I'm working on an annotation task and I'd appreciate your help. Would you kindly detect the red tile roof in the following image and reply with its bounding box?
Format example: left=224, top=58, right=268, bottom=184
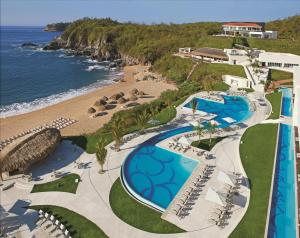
left=223, top=22, right=262, bottom=28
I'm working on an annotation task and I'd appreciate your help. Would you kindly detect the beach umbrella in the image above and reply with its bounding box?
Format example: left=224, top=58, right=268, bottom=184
left=217, top=171, right=236, bottom=186
left=210, top=120, right=220, bottom=126
left=178, top=136, right=193, bottom=146
left=205, top=187, right=226, bottom=206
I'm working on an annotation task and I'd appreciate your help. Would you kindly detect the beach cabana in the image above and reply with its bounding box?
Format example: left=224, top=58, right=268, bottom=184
left=205, top=187, right=226, bottom=206
left=189, top=121, right=204, bottom=127
left=222, top=117, right=236, bottom=123
left=217, top=171, right=236, bottom=186
left=198, top=111, right=208, bottom=117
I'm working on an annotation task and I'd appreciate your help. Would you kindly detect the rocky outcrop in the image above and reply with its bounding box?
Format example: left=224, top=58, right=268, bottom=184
left=21, top=42, right=38, bottom=48
left=0, top=128, right=61, bottom=180
left=43, top=34, right=143, bottom=65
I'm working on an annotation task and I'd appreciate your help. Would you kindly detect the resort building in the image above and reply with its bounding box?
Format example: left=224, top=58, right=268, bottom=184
left=177, top=47, right=229, bottom=62
left=222, top=22, right=277, bottom=39
left=258, top=52, right=300, bottom=72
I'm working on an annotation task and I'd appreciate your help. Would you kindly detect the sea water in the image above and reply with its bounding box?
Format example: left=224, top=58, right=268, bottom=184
left=0, top=26, right=121, bottom=117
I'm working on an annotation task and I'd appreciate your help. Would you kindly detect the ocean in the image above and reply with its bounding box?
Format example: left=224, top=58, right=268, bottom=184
left=0, top=26, right=122, bottom=117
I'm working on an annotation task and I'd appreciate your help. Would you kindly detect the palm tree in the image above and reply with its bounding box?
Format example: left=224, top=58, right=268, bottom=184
left=96, top=138, right=107, bottom=173
left=149, top=104, right=159, bottom=117
left=194, top=122, right=204, bottom=142
left=202, top=78, right=213, bottom=96
left=136, top=110, right=151, bottom=133
left=161, top=90, right=175, bottom=116
left=111, top=117, right=124, bottom=151
left=191, top=98, right=198, bottom=114
left=206, top=122, right=217, bottom=146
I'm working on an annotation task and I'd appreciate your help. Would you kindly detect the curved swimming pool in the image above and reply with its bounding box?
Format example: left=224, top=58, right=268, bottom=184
left=121, top=95, right=253, bottom=211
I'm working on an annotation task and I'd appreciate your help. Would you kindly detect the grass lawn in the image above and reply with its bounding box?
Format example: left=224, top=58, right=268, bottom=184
left=191, top=136, right=227, bottom=151
left=31, top=174, right=80, bottom=193
left=30, top=205, right=108, bottom=238
left=230, top=124, right=278, bottom=238
left=109, top=178, right=184, bottom=234
left=190, top=62, right=246, bottom=81
left=269, top=69, right=293, bottom=81
left=265, top=92, right=282, bottom=119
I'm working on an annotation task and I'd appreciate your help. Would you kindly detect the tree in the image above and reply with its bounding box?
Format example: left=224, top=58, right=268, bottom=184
left=96, top=138, right=107, bottom=173
left=136, top=110, right=151, bottom=133
left=232, top=37, right=249, bottom=48
left=206, top=122, right=218, bottom=146
left=202, top=78, right=213, bottom=95
left=161, top=90, right=176, bottom=116
left=194, top=121, right=204, bottom=142
left=111, top=116, right=124, bottom=151
left=149, top=104, right=159, bottom=117
left=191, top=98, right=198, bottom=114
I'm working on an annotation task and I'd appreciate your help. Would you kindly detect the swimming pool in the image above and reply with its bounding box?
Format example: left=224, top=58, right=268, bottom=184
left=267, top=88, right=296, bottom=238
left=121, top=95, right=253, bottom=211
left=279, top=88, right=293, bottom=117
left=184, top=95, right=253, bottom=127
left=122, top=126, right=198, bottom=210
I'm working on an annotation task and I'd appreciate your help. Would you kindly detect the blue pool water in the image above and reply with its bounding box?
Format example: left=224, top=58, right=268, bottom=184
left=268, top=87, right=296, bottom=238
left=279, top=88, right=293, bottom=117
left=184, top=96, right=253, bottom=127
left=268, top=124, right=296, bottom=238
left=122, top=95, right=253, bottom=211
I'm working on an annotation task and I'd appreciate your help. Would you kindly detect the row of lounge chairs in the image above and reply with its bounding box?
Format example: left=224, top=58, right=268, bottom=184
left=227, top=90, right=247, bottom=97
left=37, top=210, right=71, bottom=238
left=0, top=117, right=77, bottom=151
left=209, top=184, right=240, bottom=228
left=198, top=95, right=224, bottom=103
left=172, top=165, right=215, bottom=219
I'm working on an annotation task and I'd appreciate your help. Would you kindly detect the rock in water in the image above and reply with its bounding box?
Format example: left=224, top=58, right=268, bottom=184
left=43, top=41, right=60, bottom=51
left=21, top=42, right=38, bottom=48
left=0, top=128, right=61, bottom=180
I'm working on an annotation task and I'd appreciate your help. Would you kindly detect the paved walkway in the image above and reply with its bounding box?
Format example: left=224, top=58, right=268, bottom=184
left=1, top=91, right=270, bottom=238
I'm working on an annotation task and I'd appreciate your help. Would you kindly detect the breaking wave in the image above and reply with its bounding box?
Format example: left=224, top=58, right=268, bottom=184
left=0, top=76, right=119, bottom=118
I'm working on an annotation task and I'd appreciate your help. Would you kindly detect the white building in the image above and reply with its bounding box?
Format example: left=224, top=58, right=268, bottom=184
left=222, top=75, right=252, bottom=89
left=258, top=52, right=300, bottom=72
left=222, top=22, right=277, bottom=39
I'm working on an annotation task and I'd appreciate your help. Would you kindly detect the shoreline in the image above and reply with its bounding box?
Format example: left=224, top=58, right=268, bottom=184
left=0, top=65, right=176, bottom=140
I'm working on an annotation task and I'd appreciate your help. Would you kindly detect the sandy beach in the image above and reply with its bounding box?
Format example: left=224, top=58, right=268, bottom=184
left=0, top=65, right=176, bottom=140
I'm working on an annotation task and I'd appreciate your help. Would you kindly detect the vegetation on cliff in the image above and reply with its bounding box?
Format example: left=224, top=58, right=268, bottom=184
left=54, top=15, right=300, bottom=65
left=45, top=22, right=70, bottom=32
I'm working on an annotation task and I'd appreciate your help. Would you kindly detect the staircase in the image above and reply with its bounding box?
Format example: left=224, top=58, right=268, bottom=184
left=186, top=62, right=199, bottom=80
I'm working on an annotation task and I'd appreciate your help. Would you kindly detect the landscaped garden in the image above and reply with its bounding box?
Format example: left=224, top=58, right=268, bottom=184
left=31, top=173, right=80, bottom=193
left=230, top=124, right=278, bottom=238
left=30, top=205, right=108, bottom=238
left=269, top=69, right=293, bottom=81
left=191, top=136, right=227, bottom=151
left=109, top=178, right=184, bottom=234
left=266, top=92, right=282, bottom=119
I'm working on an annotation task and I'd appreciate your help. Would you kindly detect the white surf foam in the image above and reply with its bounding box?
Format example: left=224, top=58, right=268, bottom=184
left=85, top=65, right=106, bottom=72
left=0, top=71, right=121, bottom=118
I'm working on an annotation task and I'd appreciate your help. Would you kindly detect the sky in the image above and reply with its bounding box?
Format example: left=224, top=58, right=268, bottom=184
left=1, top=0, right=300, bottom=26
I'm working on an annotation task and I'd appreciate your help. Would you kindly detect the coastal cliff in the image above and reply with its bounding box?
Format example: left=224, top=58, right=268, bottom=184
left=43, top=18, right=221, bottom=65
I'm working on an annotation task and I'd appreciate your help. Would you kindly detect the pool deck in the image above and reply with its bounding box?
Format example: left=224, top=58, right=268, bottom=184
left=1, top=91, right=271, bottom=238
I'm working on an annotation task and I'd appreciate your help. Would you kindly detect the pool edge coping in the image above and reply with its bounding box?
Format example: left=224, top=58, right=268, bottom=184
left=264, top=91, right=282, bottom=238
